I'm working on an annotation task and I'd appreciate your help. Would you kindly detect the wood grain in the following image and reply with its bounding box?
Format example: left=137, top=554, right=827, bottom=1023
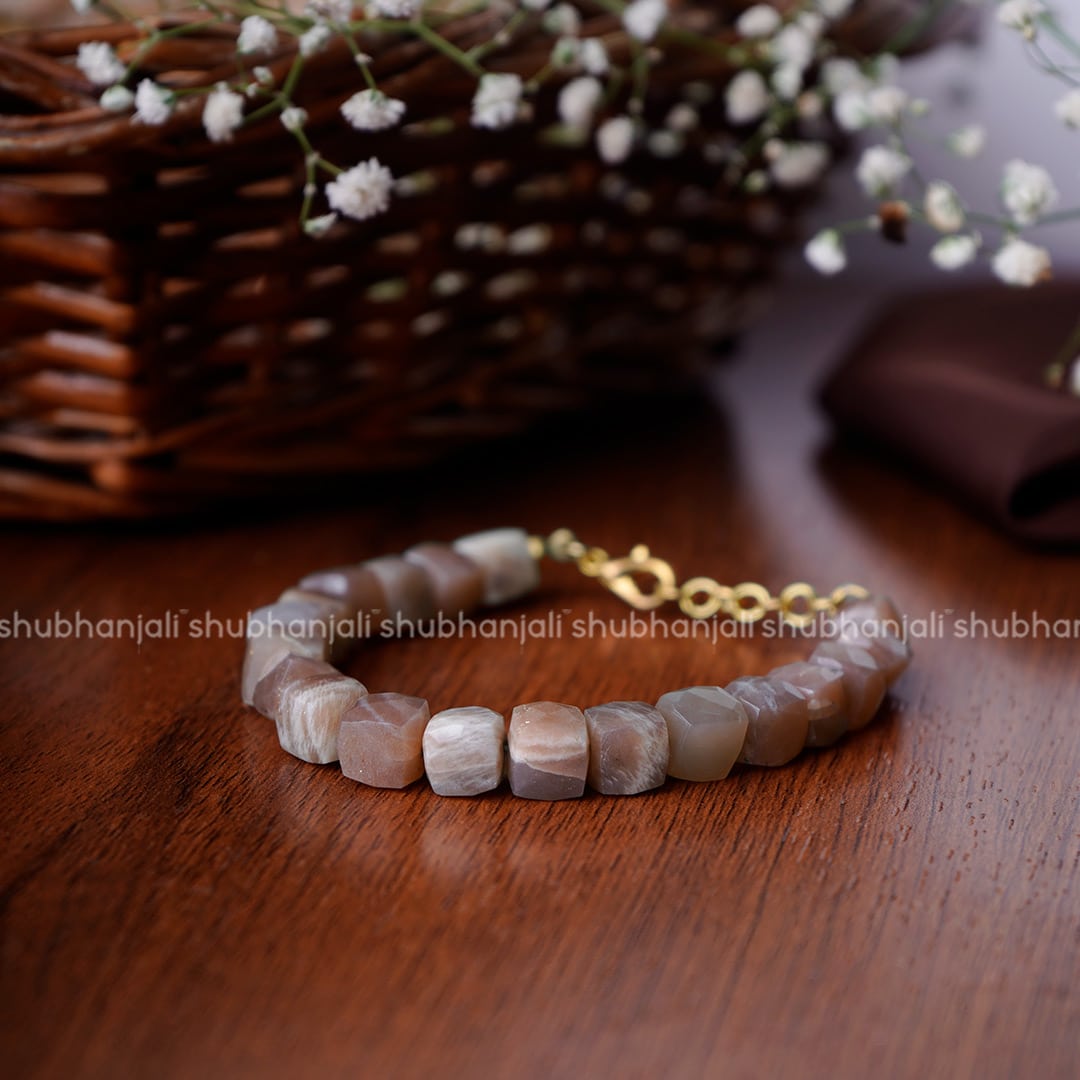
left=2, top=286, right=1078, bottom=1079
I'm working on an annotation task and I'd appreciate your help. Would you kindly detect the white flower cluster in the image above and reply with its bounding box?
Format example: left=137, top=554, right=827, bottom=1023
left=65, top=0, right=1076, bottom=314
left=800, top=0, right=1075, bottom=289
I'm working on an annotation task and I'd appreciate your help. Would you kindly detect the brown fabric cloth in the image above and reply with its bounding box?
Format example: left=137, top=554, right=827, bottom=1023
left=821, top=282, right=1080, bottom=544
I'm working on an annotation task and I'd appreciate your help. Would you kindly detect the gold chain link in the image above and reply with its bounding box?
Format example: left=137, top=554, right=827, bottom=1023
left=530, top=529, right=868, bottom=625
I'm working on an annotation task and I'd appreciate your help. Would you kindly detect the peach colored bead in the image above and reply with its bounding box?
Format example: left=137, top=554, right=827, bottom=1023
left=508, top=701, right=588, bottom=800
left=338, top=692, right=430, bottom=789
left=252, top=653, right=367, bottom=764
left=363, top=556, right=436, bottom=627
left=726, top=676, right=810, bottom=767
left=584, top=700, right=668, bottom=795
left=655, top=686, right=748, bottom=781
left=770, top=660, right=848, bottom=748
left=453, top=528, right=540, bottom=606
left=810, top=640, right=887, bottom=729
left=404, top=542, right=485, bottom=615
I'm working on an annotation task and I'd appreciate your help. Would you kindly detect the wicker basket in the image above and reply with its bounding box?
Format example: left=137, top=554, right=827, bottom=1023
left=0, top=3, right=960, bottom=518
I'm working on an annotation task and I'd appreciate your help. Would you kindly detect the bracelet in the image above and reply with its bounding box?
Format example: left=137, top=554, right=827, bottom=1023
left=241, top=528, right=912, bottom=799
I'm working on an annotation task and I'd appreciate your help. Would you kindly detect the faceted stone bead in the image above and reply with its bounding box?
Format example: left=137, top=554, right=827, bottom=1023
left=252, top=653, right=367, bottom=764
left=404, top=542, right=485, bottom=615
left=241, top=599, right=335, bottom=706
left=508, top=701, right=588, bottom=800
left=836, top=599, right=912, bottom=684
left=452, top=528, right=540, bottom=607
left=655, top=686, right=748, bottom=781
left=810, top=641, right=887, bottom=729
left=252, top=653, right=333, bottom=719
left=298, top=565, right=386, bottom=632
left=362, top=556, right=436, bottom=628
left=277, top=588, right=353, bottom=661
left=338, top=693, right=431, bottom=789
left=422, top=705, right=505, bottom=796
left=726, top=675, right=810, bottom=767
left=583, top=700, right=669, bottom=795
left=770, top=660, right=849, bottom=748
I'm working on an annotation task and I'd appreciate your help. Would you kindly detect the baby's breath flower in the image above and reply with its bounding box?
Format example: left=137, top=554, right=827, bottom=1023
left=1054, top=88, right=1080, bottom=130
left=203, top=83, right=245, bottom=142
left=804, top=229, right=846, bottom=275
left=325, top=158, right=394, bottom=220
left=817, top=0, right=855, bottom=19
left=99, top=85, right=134, bottom=112
left=771, top=23, right=816, bottom=71
left=648, top=130, right=682, bottom=158
left=771, top=63, right=803, bottom=102
left=1001, top=159, right=1059, bottom=225
left=544, top=3, right=581, bottom=37
left=744, top=169, right=768, bottom=192
left=948, top=124, right=986, bottom=159
left=992, top=236, right=1052, bottom=286
left=866, top=85, right=908, bottom=125
left=725, top=69, right=769, bottom=125
left=735, top=4, right=781, bottom=39
left=930, top=234, right=979, bottom=271
left=832, top=88, right=870, bottom=131
left=133, top=79, right=174, bottom=125
left=596, top=114, right=635, bottom=163
left=237, top=16, right=277, bottom=56
left=253, top=66, right=274, bottom=86
left=766, top=140, right=830, bottom=188
left=471, top=72, right=523, bottom=130
left=558, top=76, right=603, bottom=130
left=71, top=0, right=94, bottom=11
left=855, top=144, right=911, bottom=197
left=797, top=91, right=823, bottom=120
left=300, top=23, right=333, bottom=57
left=1068, top=360, right=1080, bottom=397
left=369, top=0, right=419, bottom=17
left=304, top=212, right=339, bottom=237
left=281, top=106, right=309, bottom=133
left=622, top=0, right=667, bottom=43
left=666, top=103, right=698, bottom=132
left=341, top=88, right=406, bottom=131
left=76, top=42, right=126, bottom=88
left=306, top=0, right=352, bottom=20
left=924, top=181, right=965, bottom=233
left=821, top=57, right=865, bottom=95
left=580, top=38, right=609, bottom=76
left=798, top=11, right=826, bottom=40
left=997, top=0, right=1046, bottom=35
left=551, top=37, right=581, bottom=68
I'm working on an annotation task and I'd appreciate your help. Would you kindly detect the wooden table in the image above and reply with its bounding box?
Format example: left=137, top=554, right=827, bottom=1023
left=2, top=284, right=1077, bottom=1079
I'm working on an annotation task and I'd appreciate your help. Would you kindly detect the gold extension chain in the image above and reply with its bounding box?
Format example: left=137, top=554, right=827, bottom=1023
left=529, top=529, right=869, bottom=628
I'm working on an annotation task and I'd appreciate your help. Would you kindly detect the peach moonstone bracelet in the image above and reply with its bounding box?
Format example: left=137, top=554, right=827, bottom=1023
left=241, top=528, right=912, bottom=799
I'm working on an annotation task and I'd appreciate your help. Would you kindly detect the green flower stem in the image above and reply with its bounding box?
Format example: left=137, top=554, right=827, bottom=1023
left=1031, top=207, right=1080, bottom=225
left=341, top=31, right=379, bottom=91
left=469, top=9, right=528, bottom=64
left=629, top=44, right=650, bottom=112
left=411, top=19, right=485, bottom=78
left=281, top=51, right=305, bottom=99
left=1040, top=13, right=1080, bottom=63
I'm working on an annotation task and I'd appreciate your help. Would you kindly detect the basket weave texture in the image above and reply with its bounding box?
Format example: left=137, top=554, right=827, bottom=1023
left=0, top=4, right=899, bottom=518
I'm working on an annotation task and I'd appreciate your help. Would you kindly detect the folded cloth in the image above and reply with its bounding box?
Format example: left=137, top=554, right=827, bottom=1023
left=821, top=282, right=1080, bottom=545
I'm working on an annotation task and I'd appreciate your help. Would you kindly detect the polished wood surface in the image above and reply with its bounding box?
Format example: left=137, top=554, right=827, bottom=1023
left=2, top=285, right=1078, bottom=1079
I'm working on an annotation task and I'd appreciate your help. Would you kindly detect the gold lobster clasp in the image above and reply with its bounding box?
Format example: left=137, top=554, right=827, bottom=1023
left=598, top=545, right=678, bottom=611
